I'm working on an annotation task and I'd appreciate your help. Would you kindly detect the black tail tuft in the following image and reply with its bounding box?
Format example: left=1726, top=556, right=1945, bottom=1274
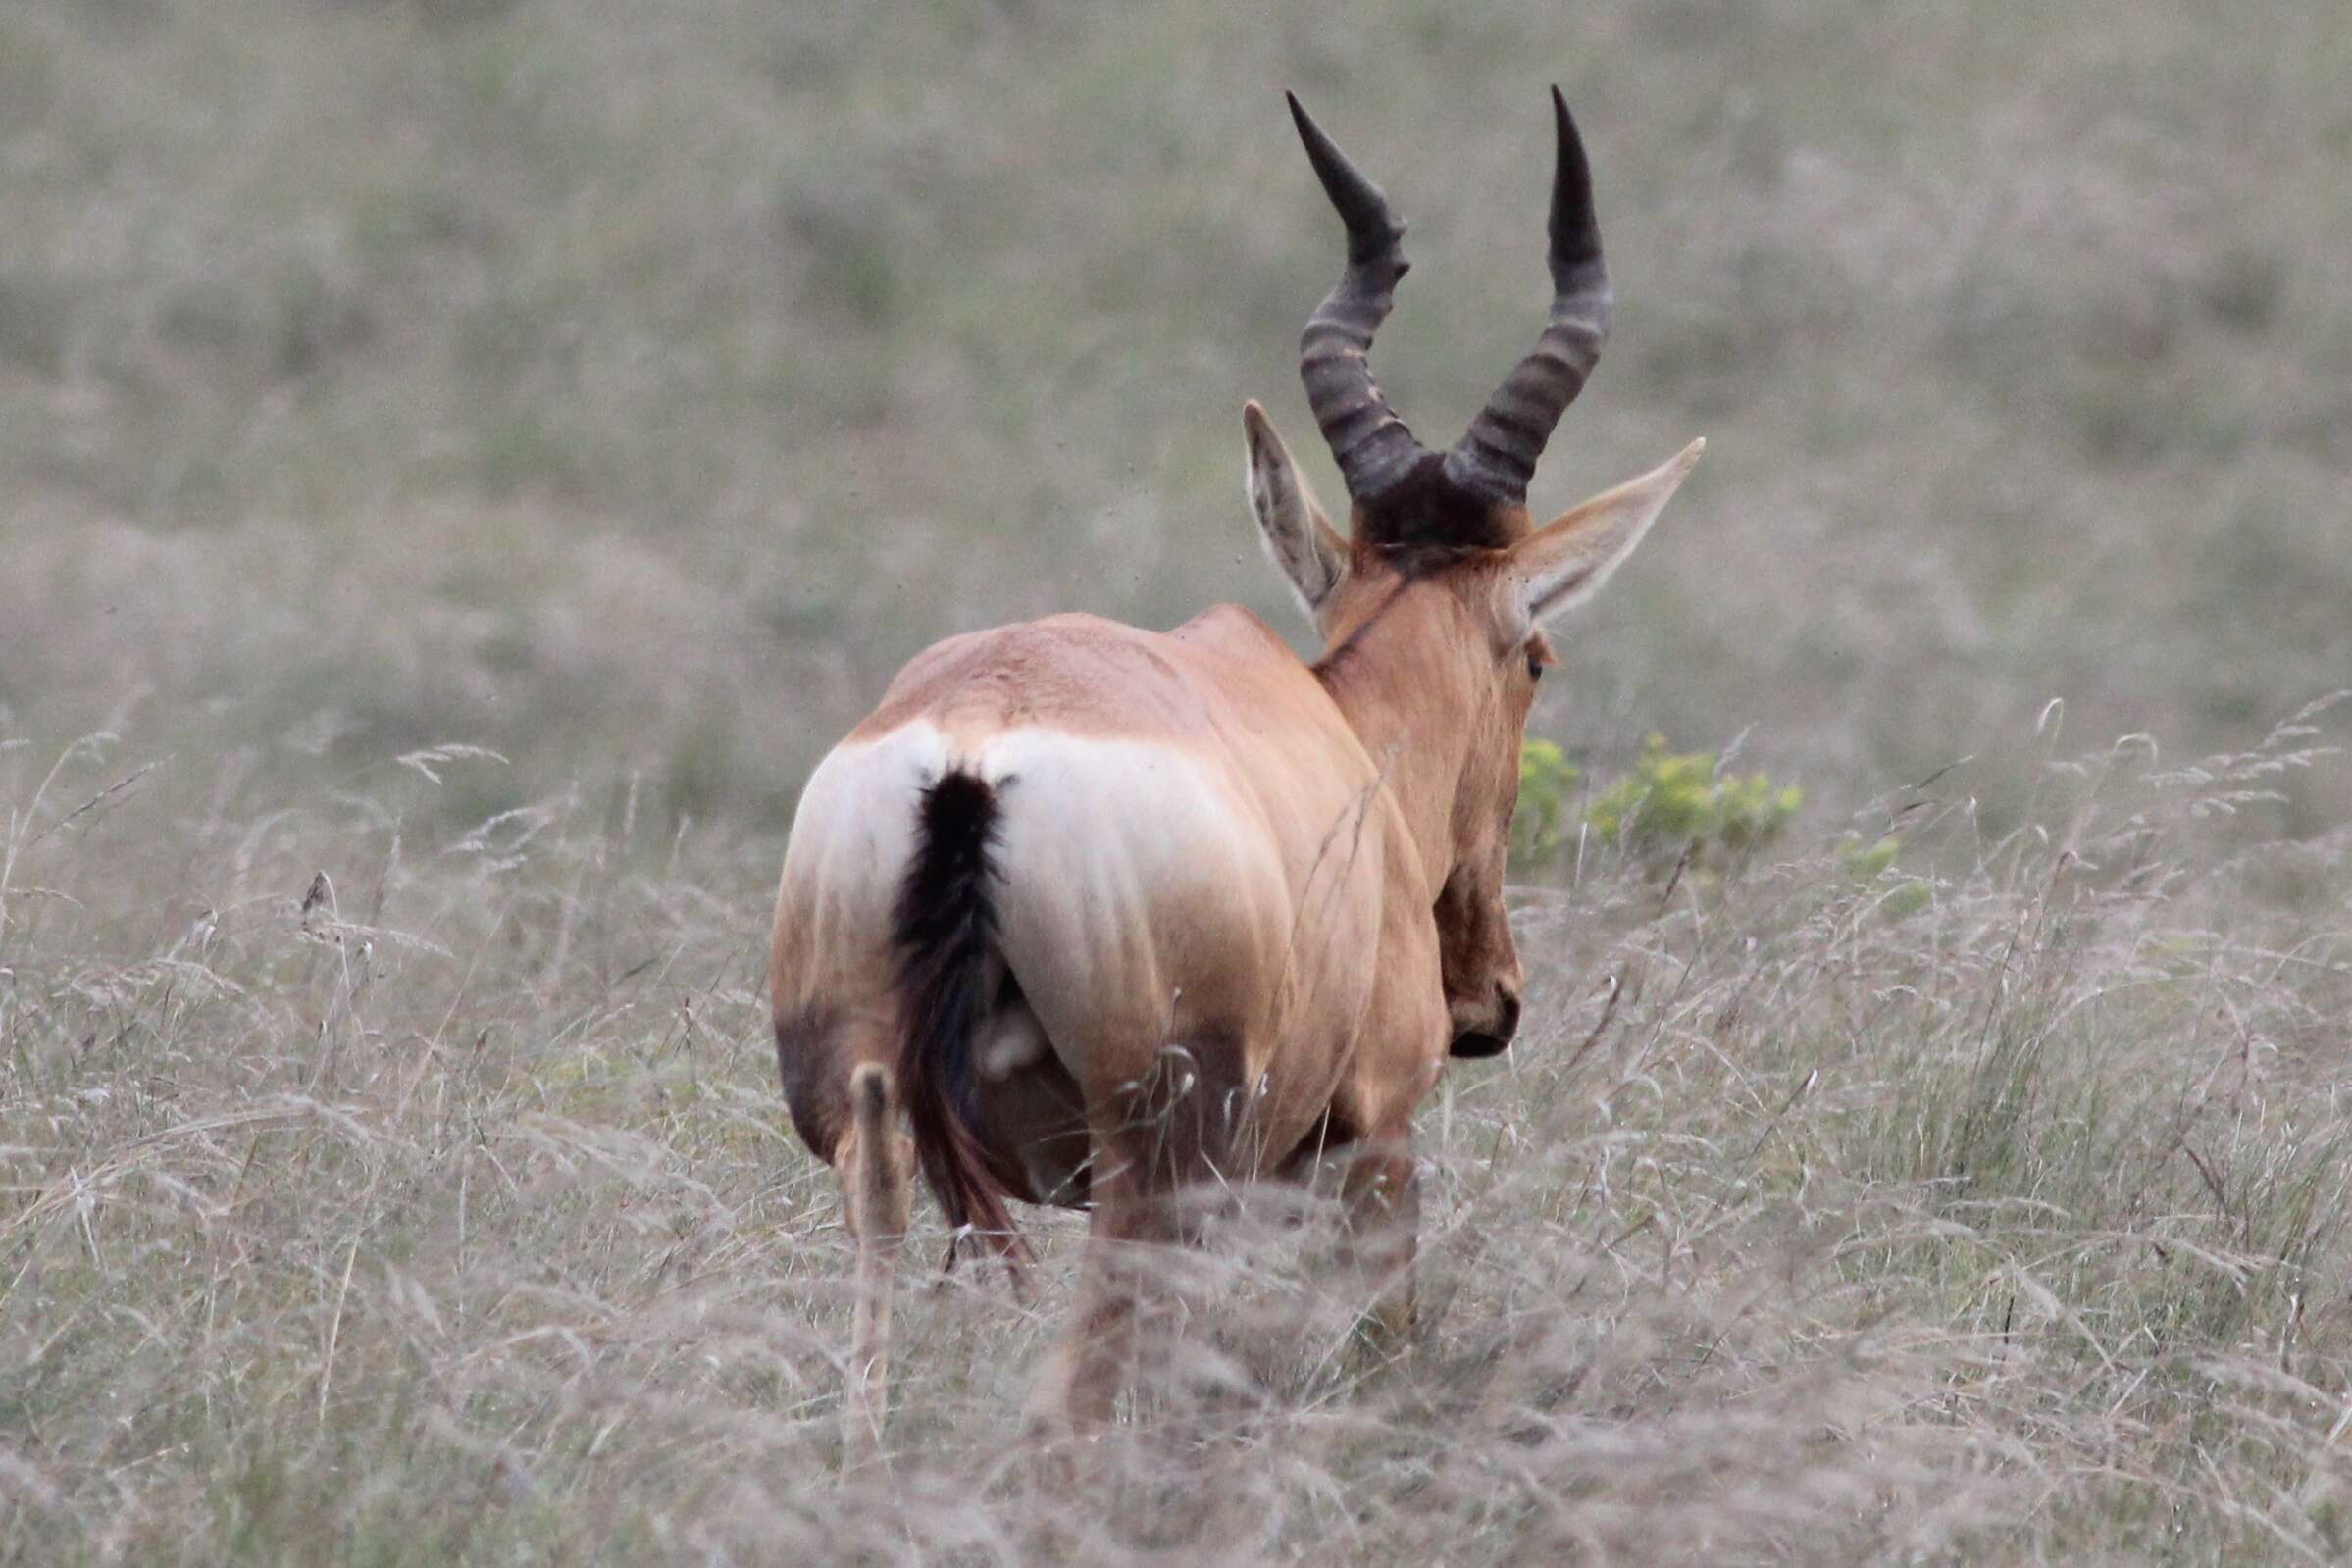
left=891, top=770, right=1028, bottom=1271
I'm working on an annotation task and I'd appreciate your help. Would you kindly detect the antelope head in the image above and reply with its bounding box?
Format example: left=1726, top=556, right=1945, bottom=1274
left=1247, top=88, right=1704, bottom=1057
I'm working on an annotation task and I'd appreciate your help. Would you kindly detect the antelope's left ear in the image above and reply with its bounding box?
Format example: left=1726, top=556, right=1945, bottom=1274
left=1502, top=438, right=1704, bottom=633
left=1244, top=400, right=1350, bottom=623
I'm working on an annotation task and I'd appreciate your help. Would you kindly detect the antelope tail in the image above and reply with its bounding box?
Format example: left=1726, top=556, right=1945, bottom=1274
left=891, top=770, right=1029, bottom=1271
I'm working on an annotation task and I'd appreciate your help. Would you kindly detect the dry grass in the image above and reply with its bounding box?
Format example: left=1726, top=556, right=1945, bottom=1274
left=4, top=702, right=2347, bottom=1563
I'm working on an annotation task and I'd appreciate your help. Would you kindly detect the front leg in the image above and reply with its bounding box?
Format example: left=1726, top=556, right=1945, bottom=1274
left=1339, top=1127, right=1420, bottom=1362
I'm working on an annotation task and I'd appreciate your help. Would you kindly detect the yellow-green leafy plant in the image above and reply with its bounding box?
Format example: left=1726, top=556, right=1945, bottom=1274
left=1840, top=833, right=1933, bottom=917
left=1839, top=835, right=1901, bottom=880
left=1511, top=739, right=1582, bottom=865
left=1580, top=734, right=1801, bottom=864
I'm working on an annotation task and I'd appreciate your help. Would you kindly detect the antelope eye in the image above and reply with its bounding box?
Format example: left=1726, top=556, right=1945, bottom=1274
left=1525, top=648, right=1546, bottom=683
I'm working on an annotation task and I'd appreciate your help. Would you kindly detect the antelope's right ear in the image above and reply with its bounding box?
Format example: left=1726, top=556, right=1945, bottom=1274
left=1244, top=400, right=1349, bottom=623
left=1502, top=438, right=1704, bottom=635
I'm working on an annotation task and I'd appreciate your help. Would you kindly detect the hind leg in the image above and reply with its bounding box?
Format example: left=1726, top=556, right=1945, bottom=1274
left=1026, top=1156, right=1170, bottom=1439
left=1025, top=1032, right=1261, bottom=1438
left=836, top=1063, right=913, bottom=1469
left=776, top=1004, right=914, bottom=1466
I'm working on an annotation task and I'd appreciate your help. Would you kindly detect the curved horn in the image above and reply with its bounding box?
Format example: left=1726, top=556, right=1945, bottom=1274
left=1288, top=92, right=1428, bottom=501
left=1446, top=87, right=1612, bottom=505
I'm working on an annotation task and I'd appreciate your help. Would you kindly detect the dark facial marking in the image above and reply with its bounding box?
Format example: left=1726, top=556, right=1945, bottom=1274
left=1357, top=452, right=1517, bottom=567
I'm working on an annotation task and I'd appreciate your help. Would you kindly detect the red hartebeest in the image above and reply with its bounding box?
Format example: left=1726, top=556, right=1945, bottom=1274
left=771, top=88, right=1702, bottom=1461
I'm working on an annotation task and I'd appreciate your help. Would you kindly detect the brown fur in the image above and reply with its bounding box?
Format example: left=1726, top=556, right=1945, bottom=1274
left=769, top=429, right=1699, bottom=1449
left=770, top=186, right=1708, bottom=1450
left=772, top=562, right=1522, bottom=1440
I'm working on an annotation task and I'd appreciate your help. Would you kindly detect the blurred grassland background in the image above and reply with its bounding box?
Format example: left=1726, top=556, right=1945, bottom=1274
left=5, top=1, right=2352, bottom=1563
left=2, top=0, right=2346, bottom=831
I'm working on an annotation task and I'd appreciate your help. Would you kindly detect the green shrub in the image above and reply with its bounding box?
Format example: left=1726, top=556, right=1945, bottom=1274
left=1588, top=734, right=1801, bottom=859
left=1510, top=739, right=1582, bottom=866
left=1840, top=835, right=1901, bottom=880
left=1512, top=734, right=1801, bottom=871
left=1840, top=833, right=1933, bottom=918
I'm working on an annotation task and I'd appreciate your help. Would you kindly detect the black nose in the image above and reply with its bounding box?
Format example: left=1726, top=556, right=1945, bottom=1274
left=1450, top=987, right=1523, bottom=1060
left=1494, top=988, right=1522, bottom=1041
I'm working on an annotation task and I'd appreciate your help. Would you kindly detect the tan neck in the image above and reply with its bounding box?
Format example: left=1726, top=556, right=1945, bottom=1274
left=1314, top=598, right=1478, bottom=889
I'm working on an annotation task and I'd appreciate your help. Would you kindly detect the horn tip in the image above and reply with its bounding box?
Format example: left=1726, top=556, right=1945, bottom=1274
left=1551, top=85, right=1582, bottom=143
